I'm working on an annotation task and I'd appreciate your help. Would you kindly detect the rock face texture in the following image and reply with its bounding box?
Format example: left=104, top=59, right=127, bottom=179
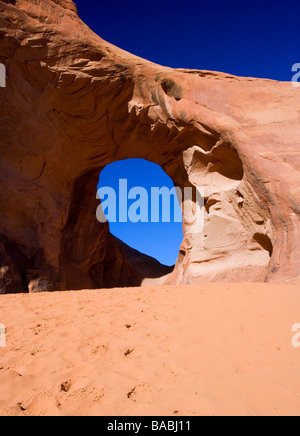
left=0, top=0, right=299, bottom=292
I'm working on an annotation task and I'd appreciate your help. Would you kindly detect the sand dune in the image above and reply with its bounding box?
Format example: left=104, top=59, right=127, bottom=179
left=0, top=283, right=299, bottom=416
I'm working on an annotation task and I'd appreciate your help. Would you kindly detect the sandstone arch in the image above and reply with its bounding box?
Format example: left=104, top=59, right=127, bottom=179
left=0, top=0, right=299, bottom=293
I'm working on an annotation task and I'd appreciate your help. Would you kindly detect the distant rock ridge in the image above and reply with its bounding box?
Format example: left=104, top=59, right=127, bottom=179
left=114, top=237, right=174, bottom=283
left=0, top=0, right=299, bottom=292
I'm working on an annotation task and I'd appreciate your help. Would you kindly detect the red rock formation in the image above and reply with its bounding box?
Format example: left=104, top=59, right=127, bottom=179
left=0, top=0, right=299, bottom=292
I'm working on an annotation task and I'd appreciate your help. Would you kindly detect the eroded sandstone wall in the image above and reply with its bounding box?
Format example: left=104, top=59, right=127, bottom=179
left=0, top=0, right=299, bottom=292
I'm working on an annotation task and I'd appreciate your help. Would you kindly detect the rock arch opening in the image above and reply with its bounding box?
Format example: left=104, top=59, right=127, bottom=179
left=2, top=0, right=295, bottom=294
left=59, top=159, right=185, bottom=291
left=97, top=159, right=184, bottom=272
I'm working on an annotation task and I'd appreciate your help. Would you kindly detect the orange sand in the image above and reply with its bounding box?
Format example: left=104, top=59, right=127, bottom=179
left=0, top=283, right=299, bottom=416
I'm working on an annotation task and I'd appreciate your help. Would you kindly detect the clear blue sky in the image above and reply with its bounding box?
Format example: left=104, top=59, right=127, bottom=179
left=98, top=160, right=183, bottom=266
left=75, top=0, right=300, bottom=81
left=78, top=0, right=299, bottom=265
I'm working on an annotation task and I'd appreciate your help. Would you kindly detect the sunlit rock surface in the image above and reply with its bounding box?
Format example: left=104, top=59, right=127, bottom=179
left=0, top=0, right=299, bottom=292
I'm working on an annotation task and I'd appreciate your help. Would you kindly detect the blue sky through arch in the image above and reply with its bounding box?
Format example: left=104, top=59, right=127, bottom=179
left=98, top=159, right=184, bottom=266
